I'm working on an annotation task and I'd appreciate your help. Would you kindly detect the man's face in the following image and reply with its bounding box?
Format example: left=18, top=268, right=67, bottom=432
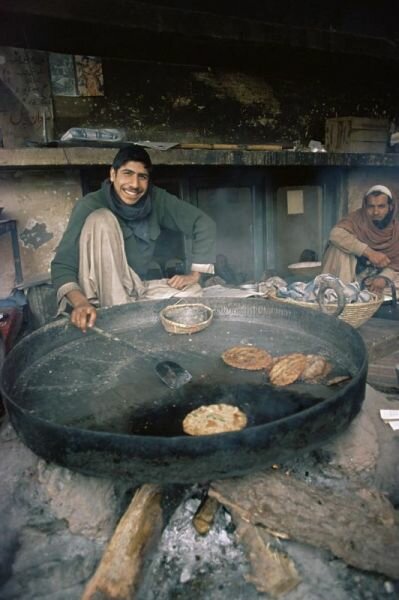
left=365, top=193, right=392, bottom=224
left=110, top=160, right=150, bottom=205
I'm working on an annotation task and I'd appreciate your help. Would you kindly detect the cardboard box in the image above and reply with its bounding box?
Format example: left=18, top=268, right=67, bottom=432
left=325, top=117, right=389, bottom=153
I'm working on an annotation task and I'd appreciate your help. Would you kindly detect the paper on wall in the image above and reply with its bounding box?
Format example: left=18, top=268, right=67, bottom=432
left=287, top=190, right=304, bottom=215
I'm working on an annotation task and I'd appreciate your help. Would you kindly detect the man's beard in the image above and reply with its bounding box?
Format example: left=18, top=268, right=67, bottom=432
left=373, top=209, right=394, bottom=229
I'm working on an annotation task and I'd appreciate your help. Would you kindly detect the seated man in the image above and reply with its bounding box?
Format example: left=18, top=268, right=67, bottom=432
left=51, top=145, right=216, bottom=331
left=322, top=185, right=399, bottom=294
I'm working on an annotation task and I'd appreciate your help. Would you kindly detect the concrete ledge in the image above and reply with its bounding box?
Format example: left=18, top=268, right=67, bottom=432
left=2, top=147, right=399, bottom=168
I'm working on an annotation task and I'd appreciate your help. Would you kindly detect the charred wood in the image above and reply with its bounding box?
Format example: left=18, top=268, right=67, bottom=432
left=210, top=471, right=399, bottom=579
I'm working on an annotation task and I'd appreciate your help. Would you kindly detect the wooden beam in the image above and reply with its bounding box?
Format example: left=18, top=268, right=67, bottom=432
left=0, top=1, right=396, bottom=61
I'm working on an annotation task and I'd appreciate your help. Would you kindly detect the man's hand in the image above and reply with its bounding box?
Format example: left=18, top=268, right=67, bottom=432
left=70, top=303, right=97, bottom=332
left=167, top=271, right=201, bottom=290
left=363, top=248, right=391, bottom=268
left=364, top=276, right=387, bottom=295
left=66, top=289, right=97, bottom=332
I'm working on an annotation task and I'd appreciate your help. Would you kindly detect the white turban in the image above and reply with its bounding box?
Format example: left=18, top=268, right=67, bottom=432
left=365, top=185, right=393, bottom=199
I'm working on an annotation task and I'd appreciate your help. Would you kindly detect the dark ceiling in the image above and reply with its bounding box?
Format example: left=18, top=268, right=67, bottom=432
left=0, top=0, right=397, bottom=71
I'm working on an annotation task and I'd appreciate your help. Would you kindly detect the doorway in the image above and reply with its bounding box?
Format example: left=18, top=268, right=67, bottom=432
left=269, top=167, right=343, bottom=277
left=275, top=185, right=323, bottom=272
left=189, top=173, right=265, bottom=282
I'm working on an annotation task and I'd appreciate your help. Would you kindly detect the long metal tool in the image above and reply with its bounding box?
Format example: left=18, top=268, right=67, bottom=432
left=61, top=313, right=192, bottom=390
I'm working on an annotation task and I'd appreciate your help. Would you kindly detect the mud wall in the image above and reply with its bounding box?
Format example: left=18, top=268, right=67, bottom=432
left=0, top=170, right=81, bottom=297
left=2, top=46, right=396, bottom=149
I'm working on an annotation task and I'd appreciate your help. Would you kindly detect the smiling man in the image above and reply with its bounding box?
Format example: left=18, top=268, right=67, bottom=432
left=51, top=145, right=216, bottom=331
left=322, top=185, right=399, bottom=294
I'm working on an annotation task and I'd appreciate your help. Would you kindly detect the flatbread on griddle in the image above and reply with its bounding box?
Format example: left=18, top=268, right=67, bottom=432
left=221, top=346, right=273, bottom=371
left=301, top=354, right=332, bottom=382
left=271, top=354, right=288, bottom=366
left=182, top=403, right=248, bottom=436
left=269, top=353, right=307, bottom=386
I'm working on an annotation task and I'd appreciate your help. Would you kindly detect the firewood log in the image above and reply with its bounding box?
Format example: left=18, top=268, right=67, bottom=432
left=81, top=484, right=162, bottom=600
left=210, top=471, right=399, bottom=579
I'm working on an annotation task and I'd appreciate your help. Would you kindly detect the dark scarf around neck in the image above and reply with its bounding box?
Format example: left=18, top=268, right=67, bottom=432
left=102, top=179, right=152, bottom=246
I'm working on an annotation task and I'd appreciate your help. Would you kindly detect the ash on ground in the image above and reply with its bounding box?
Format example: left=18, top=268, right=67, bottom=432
left=137, top=490, right=395, bottom=600
left=137, top=492, right=251, bottom=600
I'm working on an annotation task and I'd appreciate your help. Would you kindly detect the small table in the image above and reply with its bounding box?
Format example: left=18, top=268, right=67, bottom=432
left=0, top=219, right=23, bottom=285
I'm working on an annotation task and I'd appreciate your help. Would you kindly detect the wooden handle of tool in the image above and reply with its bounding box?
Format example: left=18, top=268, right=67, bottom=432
left=81, top=484, right=163, bottom=600
left=179, top=143, right=283, bottom=151
left=245, top=144, right=283, bottom=151
left=179, top=143, right=239, bottom=150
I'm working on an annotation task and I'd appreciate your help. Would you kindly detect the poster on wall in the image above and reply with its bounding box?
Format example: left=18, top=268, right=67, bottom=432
left=0, top=46, right=53, bottom=148
left=49, top=52, right=77, bottom=96
left=49, top=53, right=104, bottom=97
left=75, top=55, right=104, bottom=97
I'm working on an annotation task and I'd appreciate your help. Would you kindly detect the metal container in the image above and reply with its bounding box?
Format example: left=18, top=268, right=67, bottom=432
left=0, top=298, right=367, bottom=484
left=287, top=261, right=322, bottom=279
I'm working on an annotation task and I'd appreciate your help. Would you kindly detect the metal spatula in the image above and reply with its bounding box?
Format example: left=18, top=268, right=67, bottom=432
left=60, top=313, right=192, bottom=389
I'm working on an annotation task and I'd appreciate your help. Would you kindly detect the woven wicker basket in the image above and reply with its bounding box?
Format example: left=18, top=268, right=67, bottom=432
left=268, top=291, right=383, bottom=328
left=160, top=303, right=214, bottom=334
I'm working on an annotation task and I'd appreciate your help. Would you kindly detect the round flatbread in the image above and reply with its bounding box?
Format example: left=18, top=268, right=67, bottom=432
left=269, top=353, right=307, bottom=386
left=221, top=346, right=273, bottom=371
left=182, top=403, right=248, bottom=436
left=301, top=354, right=332, bottom=382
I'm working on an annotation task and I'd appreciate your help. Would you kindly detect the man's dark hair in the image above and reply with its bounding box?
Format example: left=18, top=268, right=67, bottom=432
left=112, top=145, right=153, bottom=172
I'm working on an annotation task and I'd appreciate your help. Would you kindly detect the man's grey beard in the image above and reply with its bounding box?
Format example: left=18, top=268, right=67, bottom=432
left=373, top=208, right=394, bottom=229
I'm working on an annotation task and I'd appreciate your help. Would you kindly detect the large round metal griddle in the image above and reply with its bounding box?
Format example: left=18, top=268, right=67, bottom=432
left=0, top=298, right=368, bottom=484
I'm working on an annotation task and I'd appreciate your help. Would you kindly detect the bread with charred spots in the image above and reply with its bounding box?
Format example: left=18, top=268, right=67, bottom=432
left=183, top=403, right=248, bottom=436
left=222, top=345, right=273, bottom=371
left=269, top=353, right=308, bottom=386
